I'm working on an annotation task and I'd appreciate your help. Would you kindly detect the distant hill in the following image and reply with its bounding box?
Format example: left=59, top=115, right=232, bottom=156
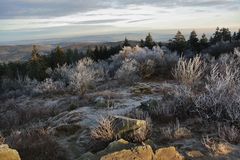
left=0, top=41, right=139, bottom=63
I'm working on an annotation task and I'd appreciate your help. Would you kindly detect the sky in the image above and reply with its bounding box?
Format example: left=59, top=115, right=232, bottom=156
left=0, top=0, right=240, bottom=43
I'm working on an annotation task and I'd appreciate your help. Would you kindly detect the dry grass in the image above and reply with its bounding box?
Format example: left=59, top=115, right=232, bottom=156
left=7, top=128, right=67, bottom=160
left=125, top=109, right=152, bottom=143
left=202, top=135, right=233, bottom=155
left=0, top=134, right=5, bottom=145
left=202, top=135, right=218, bottom=153
left=218, top=124, right=240, bottom=144
left=160, top=119, right=191, bottom=140
left=172, top=55, right=205, bottom=86
left=90, top=116, right=115, bottom=142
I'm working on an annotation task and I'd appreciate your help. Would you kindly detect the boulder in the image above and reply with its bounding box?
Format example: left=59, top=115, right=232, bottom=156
left=130, top=83, right=152, bottom=94
left=112, top=116, right=147, bottom=139
left=94, top=97, right=114, bottom=108
left=54, top=124, right=81, bottom=136
left=0, top=144, right=21, bottom=160
left=100, top=145, right=154, bottom=160
left=155, top=146, right=184, bottom=160
left=139, top=99, right=159, bottom=112
left=186, top=150, right=204, bottom=158
left=78, top=152, right=97, bottom=160
left=96, top=139, right=135, bottom=158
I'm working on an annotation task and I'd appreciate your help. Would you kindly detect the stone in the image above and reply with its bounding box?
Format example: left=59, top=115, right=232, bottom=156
left=54, top=124, right=81, bottom=136
left=96, top=139, right=135, bottom=158
left=95, top=97, right=114, bottom=108
left=0, top=144, right=21, bottom=160
left=155, top=146, right=184, bottom=160
left=78, top=152, right=97, bottom=160
left=139, top=99, right=159, bottom=112
left=130, top=83, right=152, bottom=94
left=112, top=116, right=147, bottom=138
left=100, top=145, right=154, bottom=160
left=187, top=150, right=204, bottom=158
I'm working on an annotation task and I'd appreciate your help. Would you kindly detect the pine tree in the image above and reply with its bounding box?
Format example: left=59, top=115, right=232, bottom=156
left=220, top=28, right=231, bottom=42
left=145, top=33, right=154, bottom=49
left=173, top=31, right=187, bottom=55
left=188, top=30, right=199, bottom=53
left=122, top=37, right=131, bottom=47
left=236, top=29, right=240, bottom=40
left=139, top=39, right=145, bottom=47
left=31, top=45, right=40, bottom=61
left=50, top=46, right=66, bottom=68
left=232, top=32, right=237, bottom=41
left=199, top=34, right=209, bottom=50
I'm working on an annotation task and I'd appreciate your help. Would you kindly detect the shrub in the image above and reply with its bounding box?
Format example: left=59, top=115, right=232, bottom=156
left=160, top=119, right=191, bottom=140
left=69, top=58, right=97, bottom=95
left=90, top=116, right=115, bottom=143
left=7, top=128, right=67, bottom=160
left=194, top=62, right=240, bottom=122
left=0, top=134, right=5, bottom=145
left=218, top=124, right=240, bottom=144
left=34, top=78, right=65, bottom=94
left=111, top=45, right=178, bottom=80
left=141, top=84, right=194, bottom=119
left=115, top=58, right=140, bottom=84
left=172, top=55, right=205, bottom=86
left=46, top=64, right=72, bottom=85
left=125, top=109, right=152, bottom=143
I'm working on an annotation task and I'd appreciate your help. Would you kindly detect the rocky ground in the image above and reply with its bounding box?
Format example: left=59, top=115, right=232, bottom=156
left=1, top=80, right=240, bottom=160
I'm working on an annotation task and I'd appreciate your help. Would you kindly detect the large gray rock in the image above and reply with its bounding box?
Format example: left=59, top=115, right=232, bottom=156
left=112, top=116, right=147, bottom=139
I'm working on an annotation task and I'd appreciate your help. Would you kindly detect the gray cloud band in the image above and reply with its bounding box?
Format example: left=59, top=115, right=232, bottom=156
left=0, top=0, right=238, bottom=19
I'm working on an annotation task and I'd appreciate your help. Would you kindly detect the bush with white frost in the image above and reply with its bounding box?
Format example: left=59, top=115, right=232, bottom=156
left=112, top=45, right=178, bottom=81
left=35, top=78, right=65, bottom=94
left=115, top=58, right=140, bottom=83
left=46, top=64, right=72, bottom=85
left=194, top=49, right=240, bottom=122
left=69, top=58, right=97, bottom=95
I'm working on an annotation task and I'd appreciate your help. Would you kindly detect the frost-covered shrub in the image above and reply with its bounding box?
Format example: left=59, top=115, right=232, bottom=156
left=69, top=58, right=97, bottom=95
left=194, top=53, right=240, bottom=122
left=46, top=64, right=72, bottom=85
left=92, top=60, right=110, bottom=81
left=140, top=84, right=194, bottom=119
left=112, top=45, right=178, bottom=81
left=0, top=77, right=39, bottom=97
left=35, top=78, right=65, bottom=94
left=115, top=58, right=140, bottom=84
left=173, top=55, right=206, bottom=86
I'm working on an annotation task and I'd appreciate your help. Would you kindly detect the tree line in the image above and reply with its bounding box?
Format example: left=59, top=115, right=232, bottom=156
left=0, top=27, right=240, bottom=82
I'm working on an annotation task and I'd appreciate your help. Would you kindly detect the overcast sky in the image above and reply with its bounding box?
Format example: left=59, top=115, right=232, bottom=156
left=0, top=0, right=239, bottom=43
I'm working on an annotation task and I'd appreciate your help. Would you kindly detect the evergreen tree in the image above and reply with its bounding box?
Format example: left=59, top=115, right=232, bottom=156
left=173, top=31, right=187, bottom=55
left=27, top=46, right=48, bottom=80
left=122, top=37, right=131, bottom=47
left=237, top=29, right=240, bottom=40
left=211, top=27, right=222, bottom=44
left=139, top=39, right=145, bottom=47
left=31, top=45, right=40, bottom=61
left=220, top=28, right=231, bottom=42
left=199, top=34, right=209, bottom=50
left=232, top=32, right=237, bottom=41
left=188, top=30, right=199, bottom=53
left=145, top=33, right=154, bottom=49
left=50, top=46, right=66, bottom=67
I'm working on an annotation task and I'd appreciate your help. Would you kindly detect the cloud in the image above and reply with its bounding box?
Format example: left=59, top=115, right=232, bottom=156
left=0, top=0, right=239, bottom=19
